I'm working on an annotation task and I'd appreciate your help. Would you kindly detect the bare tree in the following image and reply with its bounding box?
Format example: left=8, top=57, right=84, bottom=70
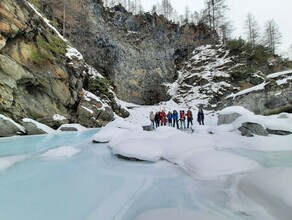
left=160, top=0, right=173, bottom=20
left=203, top=0, right=229, bottom=45
left=184, top=6, right=190, bottom=23
left=151, top=4, right=157, bottom=14
left=244, top=13, right=260, bottom=46
left=263, top=19, right=282, bottom=54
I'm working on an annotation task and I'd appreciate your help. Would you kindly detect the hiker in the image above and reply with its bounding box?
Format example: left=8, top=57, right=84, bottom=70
left=186, top=109, right=193, bottom=128
left=179, top=110, right=186, bottom=129
left=160, top=110, right=167, bottom=126
left=172, top=110, right=179, bottom=129
left=149, top=111, right=155, bottom=129
left=197, top=108, right=205, bottom=125
left=167, top=111, right=173, bottom=126
left=154, top=111, right=160, bottom=128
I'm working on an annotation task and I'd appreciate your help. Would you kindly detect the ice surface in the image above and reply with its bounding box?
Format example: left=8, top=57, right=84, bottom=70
left=0, top=102, right=292, bottom=220
left=135, top=208, right=229, bottom=220
left=239, top=168, right=292, bottom=220
left=184, top=149, right=261, bottom=178
left=41, top=146, right=81, bottom=159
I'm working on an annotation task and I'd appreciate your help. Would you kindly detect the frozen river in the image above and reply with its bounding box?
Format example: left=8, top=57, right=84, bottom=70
left=0, top=129, right=290, bottom=220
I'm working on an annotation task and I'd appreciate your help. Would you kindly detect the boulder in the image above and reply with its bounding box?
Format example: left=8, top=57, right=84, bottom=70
left=238, top=122, right=268, bottom=137
left=0, top=116, right=25, bottom=137
left=57, top=124, right=87, bottom=132
left=22, top=119, right=55, bottom=135
left=77, top=91, right=114, bottom=127
left=218, top=112, right=242, bottom=125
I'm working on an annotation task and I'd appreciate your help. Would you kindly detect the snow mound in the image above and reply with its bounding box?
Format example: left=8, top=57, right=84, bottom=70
left=184, top=149, right=261, bottom=178
left=105, top=118, right=143, bottom=131
left=239, top=168, right=292, bottom=220
left=135, top=208, right=228, bottom=220
left=93, top=127, right=131, bottom=143
left=93, top=119, right=143, bottom=143
left=41, top=146, right=81, bottom=159
left=160, top=134, right=216, bottom=164
left=111, top=138, right=163, bottom=162
left=0, top=155, right=27, bottom=171
left=219, top=106, right=254, bottom=116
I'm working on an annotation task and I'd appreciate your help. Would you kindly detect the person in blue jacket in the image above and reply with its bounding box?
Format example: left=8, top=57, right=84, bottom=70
left=167, top=111, right=173, bottom=126
left=197, top=108, right=205, bottom=125
left=172, top=110, right=179, bottom=129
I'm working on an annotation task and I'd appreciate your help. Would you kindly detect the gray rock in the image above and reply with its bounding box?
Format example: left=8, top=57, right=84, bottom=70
left=77, top=93, right=115, bottom=127
left=238, top=122, right=268, bottom=137
left=142, top=124, right=153, bottom=131
left=217, top=113, right=242, bottom=125
left=266, top=128, right=292, bottom=136
left=0, top=118, right=25, bottom=137
left=58, top=127, right=78, bottom=132
left=22, top=122, right=47, bottom=135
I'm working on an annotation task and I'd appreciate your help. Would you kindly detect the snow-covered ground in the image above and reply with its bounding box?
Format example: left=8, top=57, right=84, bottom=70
left=0, top=102, right=291, bottom=220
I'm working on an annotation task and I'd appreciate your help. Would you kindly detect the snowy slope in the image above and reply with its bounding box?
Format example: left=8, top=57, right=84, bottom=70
left=167, top=45, right=267, bottom=110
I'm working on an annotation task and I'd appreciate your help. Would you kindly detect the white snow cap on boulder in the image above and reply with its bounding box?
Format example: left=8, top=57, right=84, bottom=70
left=219, top=106, right=255, bottom=115
left=22, top=118, right=55, bottom=135
left=92, top=119, right=143, bottom=143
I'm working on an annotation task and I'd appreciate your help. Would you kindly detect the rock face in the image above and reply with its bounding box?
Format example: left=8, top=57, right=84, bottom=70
left=0, top=0, right=117, bottom=130
left=228, top=71, right=292, bottom=115
left=39, top=1, right=214, bottom=105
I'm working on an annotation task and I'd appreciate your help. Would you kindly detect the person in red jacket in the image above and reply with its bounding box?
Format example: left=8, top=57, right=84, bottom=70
left=160, top=110, right=167, bottom=126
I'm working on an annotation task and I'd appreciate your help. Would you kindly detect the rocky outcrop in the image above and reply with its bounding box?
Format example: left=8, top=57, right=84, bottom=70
left=39, top=1, right=214, bottom=105
left=169, top=44, right=292, bottom=112
left=1, top=0, right=82, bottom=125
left=227, top=71, right=292, bottom=115
left=0, top=0, right=119, bottom=131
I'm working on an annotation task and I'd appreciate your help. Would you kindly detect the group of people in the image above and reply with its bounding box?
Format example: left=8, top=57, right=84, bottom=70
left=149, top=108, right=204, bottom=130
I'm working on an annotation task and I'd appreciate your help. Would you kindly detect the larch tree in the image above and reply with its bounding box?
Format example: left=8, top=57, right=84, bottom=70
left=160, top=0, right=173, bottom=20
left=263, top=19, right=282, bottom=54
left=203, top=0, right=229, bottom=45
left=244, top=13, right=260, bottom=46
left=184, top=6, right=190, bottom=23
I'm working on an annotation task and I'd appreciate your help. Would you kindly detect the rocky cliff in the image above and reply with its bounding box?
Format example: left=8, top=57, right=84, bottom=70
left=39, top=0, right=213, bottom=105
left=0, top=0, right=117, bottom=133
